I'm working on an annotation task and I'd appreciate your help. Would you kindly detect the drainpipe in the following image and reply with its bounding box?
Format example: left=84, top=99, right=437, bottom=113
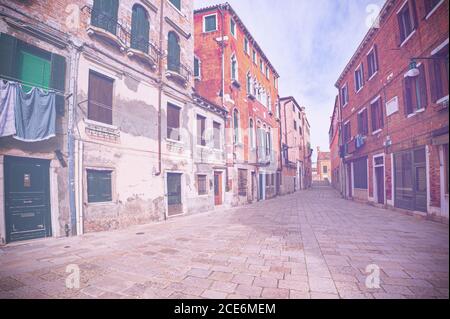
left=218, top=4, right=229, bottom=191
left=68, top=41, right=82, bottom=236
left=155, top=0, right=164, bottom=178
left=337, top=93, right=346, bottom=198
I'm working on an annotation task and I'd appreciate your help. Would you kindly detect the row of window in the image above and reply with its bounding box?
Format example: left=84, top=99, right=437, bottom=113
left=340, top=0, right=447, bottom=107
left=202, top=12, right=274, bottom=83
left=91, top=0, right=185, bottom=75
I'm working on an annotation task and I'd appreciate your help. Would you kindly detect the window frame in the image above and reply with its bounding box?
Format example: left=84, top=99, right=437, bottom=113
left=86, top=169, right=113, bottom=203
left=230, top=18, right=236, bottom=38
left=397, top=0, right=417, bottom=47
left=167, top=102, right=181, bottom=142
left=194, top=56, right=201, bottom=79
left=197, top=174, right=208, bottom=196
left=196, top=114, right=206, bottom=146
left=357, top=107, right=369, bottom=136
left=202, top=13, right=218, bottom=33
left=354, top=63, right=365, bottom=93
left=367, top=45, right=379, bottom=80
left=168, top=0, right=182, bottom=12
left=370, top=96, right=384, bottom=133
left=341, top=83, right=349, bottom=107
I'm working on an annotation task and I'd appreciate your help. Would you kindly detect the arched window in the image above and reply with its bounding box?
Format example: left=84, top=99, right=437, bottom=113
left=131, top=4, right=149, bottom=53
left=231, top=54, right=238, bottom=81
left=233, top=109, right=240, bottom=145
left=92, top=0, right=119, bottom=35
left=253, top=78, right=257, bottom=97
left=249, top=118, right=255, bottom=148
left=168, top=32, right=180, bottom=73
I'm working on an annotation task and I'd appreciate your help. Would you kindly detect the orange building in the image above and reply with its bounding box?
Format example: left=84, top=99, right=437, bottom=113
left=194, top=3, right=281, bottom=205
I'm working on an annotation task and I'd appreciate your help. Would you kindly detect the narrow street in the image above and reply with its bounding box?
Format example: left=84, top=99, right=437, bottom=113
left=0, top=184, right=448, bottom=299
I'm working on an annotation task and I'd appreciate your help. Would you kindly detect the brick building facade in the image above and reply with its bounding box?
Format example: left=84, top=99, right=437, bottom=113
left=333, top=0, right=448, bottom=221
left=279, top=96, right=312, bottom=194
left=193, top=3, right=282, bottom=206
left=329, top=96, right=342, bottom=191
left=316, top=147, right=331, bottom=182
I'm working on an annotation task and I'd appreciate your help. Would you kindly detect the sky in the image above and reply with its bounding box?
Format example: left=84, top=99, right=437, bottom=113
left=194, top=0, right=386, bottom=153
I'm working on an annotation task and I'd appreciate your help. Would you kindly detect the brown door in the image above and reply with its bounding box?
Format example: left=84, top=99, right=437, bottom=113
left=214, top=172, right=222, bottom=206
left=375, top=167, right=384, bottom=204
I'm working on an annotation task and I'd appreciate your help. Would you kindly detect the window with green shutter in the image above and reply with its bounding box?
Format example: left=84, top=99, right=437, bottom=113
left=0, top=34, right=66, bottom=115
left=87, top=170, right=113, bottom=203
left=131, top=4, right=150, bottom=54
left=203, top=15, right=217, bottom=32
left=167, top=32, right=180, bottom=73
left=91, top=0, right=119, bottom=35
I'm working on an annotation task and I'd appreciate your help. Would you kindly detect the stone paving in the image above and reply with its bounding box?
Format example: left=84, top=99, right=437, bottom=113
left=0, top=185, right=448, bottom=299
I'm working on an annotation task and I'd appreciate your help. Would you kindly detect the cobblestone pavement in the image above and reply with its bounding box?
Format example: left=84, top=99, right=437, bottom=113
left=0, top=185, right=448, bottom=299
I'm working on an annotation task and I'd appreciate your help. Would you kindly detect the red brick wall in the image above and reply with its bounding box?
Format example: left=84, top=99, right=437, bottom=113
left=335, top=0, right=449, bottom=210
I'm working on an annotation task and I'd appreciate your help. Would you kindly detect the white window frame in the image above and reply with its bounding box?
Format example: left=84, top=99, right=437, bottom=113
left=341, top=83, right=349, bottom=107
left=244, top=37, right=250, bottom=55
left=194, top=56, right=201, bottom=80
left=231, top=53, right=238, bottom=82
left=354, top=63, right=364, bottom=93
left=202, top=13, right=218, bottom=33
left=366, top=45, right=378, bottom=81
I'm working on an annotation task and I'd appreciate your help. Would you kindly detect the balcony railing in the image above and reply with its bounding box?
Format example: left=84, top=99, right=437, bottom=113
left=166, top=61, right=191, bottom=84
left=83, top=6, right=160, bottom=65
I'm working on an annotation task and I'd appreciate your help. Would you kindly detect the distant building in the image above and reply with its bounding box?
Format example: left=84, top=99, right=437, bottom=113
left=279, top=96, right=312, bottom=194
left=316, top=147, right=331, bottom=182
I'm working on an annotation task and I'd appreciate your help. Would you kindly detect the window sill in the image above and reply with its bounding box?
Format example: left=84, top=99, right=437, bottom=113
left=86, top=25, right=126, bottom=52
left=407, top=108, right=426, bottom=118
left=355, top=86, right=364, bottom=94
left=372, top=129, right=382, bottom=135
left=400, top=30, right=416, bottom=48
left=166, top=0, right=186, bottom=17
left=166, top=138, right=184, bottom=145
left=425, top=0, right=444, bottom=20
left=203, top=29, right=218, bottom=34
left=367, top=71, right=378, bottom=82
left=231, top=79, right=241, bottom=88
left=342, top=102, right=348, bottom=108
left=436, top=95, right=449, bottom=105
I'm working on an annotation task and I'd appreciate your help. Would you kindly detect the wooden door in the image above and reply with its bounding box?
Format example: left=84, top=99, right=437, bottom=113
left=375, top=166, right=384, bottom=204
left=5, top=156, right=51, bottom=243
left=214, top=172, right=222, bottom=206
left=167, top=173, right=182, bottom=216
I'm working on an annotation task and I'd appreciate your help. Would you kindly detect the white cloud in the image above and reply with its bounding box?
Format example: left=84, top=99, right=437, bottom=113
left=194, top=0, right=386, bottom=151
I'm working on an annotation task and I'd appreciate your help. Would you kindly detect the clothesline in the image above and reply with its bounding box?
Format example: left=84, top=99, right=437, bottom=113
left=0, top=75, right=66, bottom=96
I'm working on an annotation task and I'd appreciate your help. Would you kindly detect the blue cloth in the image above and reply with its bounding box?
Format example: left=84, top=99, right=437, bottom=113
left=0, top=80, right=18, bottom=137
left=355, top=135, right=365, bottom=149
left=14, top=85, right=56, bottom=142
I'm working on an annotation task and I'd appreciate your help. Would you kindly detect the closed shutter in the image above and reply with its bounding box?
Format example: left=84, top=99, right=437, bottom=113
left=167, top=103, right=180, bottom=140
left=92, top=0, right=119, bottom=35
left=131, top=5, right=150, bottom=53
left=88, top=71, right=114, bottom=125
left=0, top=33, right=18, bottom=80
left=87, top=170, right=112, bottom=203
left=50, top=53, right=66, bottom=115
left=213, top=121, right=221, bottom=149
left=403, top=77, right=414, bottom=115
left=168, top=32, right=180, bottom=72
left=418, top=64, right=428, bottom=109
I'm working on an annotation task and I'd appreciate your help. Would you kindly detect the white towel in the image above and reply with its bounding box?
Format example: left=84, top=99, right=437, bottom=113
left=0, top=80, right=17, bottom=137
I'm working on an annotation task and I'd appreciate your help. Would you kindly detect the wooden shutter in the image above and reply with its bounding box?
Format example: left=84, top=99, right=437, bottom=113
left=418, top=64, right=428, bottom=109
left=167, top=103, right=180, bottom=140
left=168, top=32, right=180, bottom=72
left=213, top=121, right=221, bottom=149
left=0, top=33, right=18, bottom=80
left=88, top=71, right=114, bottom=125
left=131, top=5, right=149, bottom=53
left=403, top=77, right=414, bottom=115
left=50, top=53, right=66, bottom=115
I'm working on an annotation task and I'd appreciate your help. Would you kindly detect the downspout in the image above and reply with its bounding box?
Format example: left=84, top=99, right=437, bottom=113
left=218, top=4, right=228, bottom=191
left=68, top=41, right=81, bottom=236
left=337, top=92, right=346, bottom=198
left=156, top=0, right=164, bottom=178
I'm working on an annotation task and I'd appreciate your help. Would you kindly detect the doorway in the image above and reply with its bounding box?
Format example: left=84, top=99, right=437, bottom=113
left=4, top=156, right=52, bottom=243
left=373, top=155, right=385, bottom=205
left=214, top=171, right=223, bottom=206
left=167, top=172, right=183, bottom=216
left=394, top=148, right=427, bottom=212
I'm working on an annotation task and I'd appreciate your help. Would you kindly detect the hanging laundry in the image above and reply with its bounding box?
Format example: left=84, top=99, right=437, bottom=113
left=0, top=80, right=18, bottom=137
left=14, top=85, right=56, bottom=142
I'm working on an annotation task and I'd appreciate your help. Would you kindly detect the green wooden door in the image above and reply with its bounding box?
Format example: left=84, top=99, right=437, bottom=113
left=4, top=156, right=52, bottom=243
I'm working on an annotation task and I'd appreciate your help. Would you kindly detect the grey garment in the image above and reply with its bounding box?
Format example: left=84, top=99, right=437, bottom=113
left=14, top=85, right=56, bottom=142
left=0, top=80, right=18, bottom=137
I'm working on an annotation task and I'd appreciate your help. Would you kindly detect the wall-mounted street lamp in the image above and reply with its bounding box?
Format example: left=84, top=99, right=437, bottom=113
left=406, top=55, right=448, bottom=78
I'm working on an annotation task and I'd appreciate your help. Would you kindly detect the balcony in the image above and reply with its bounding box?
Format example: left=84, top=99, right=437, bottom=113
left=127, top=39, right=160, bottom=70
left=166, top=61, right=191, bottom=86
left=83, top=6, right=160, bottom=68
left=85, top=6, right=127, bottom=52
